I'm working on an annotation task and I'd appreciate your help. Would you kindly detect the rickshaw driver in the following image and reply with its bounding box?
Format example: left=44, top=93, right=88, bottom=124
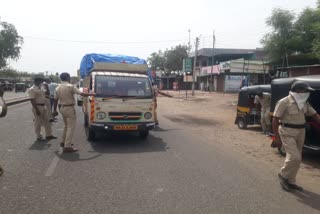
left=273, top=81, right=320, bottom=192
left=254, top=91, right=271, bottom=135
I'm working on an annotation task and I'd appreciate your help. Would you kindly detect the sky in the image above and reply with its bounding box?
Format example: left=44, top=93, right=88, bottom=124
left=0, top=0, right=317, bottom=76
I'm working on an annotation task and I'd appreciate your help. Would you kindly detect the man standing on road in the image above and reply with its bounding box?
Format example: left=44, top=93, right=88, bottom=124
left=53, top=73, right=94, bottom=153
left=254, top=91, right=271, bottom=135
left=48, top=79, right=58, bottom=119
left=273, top=81, right=320, bottom=192
left=0, top=87, right=8, bottom=176
left=43, top=78, right=53, bottom=122
left=28, top=77, right=57, bottom=141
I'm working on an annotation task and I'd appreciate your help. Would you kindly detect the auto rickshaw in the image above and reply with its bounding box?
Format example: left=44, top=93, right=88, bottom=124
left=235, top=85, right=271, bottom=129
left=270, top=75, right=320, bottom=155
left=15, top=83, right=27, bottom=93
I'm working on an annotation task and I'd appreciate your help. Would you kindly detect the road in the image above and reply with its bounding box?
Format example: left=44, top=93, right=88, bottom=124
left=3, top=91, right=28, bottom=101
left=0, top=99, right=320, bottom=214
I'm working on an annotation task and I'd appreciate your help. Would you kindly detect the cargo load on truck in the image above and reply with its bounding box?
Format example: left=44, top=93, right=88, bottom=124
left=79, top=53, right=152, bottom=79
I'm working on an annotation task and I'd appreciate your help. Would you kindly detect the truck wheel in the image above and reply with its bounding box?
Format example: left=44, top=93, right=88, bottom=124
left=139, top=130, right=149, bottom=139
left=278, top=145, right=286, bottom=157
left=86, top=127, right=96, bottom=141
left=237, top=118, right=247, bottom=129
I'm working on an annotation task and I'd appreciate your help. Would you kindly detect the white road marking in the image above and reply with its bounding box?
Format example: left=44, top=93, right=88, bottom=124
left=45, top=155, right=60, bottom=176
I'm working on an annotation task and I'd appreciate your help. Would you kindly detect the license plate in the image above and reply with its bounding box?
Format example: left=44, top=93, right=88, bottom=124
left=113, top=125, right=138, bottom=130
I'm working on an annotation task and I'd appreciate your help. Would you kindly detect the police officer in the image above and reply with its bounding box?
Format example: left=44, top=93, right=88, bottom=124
left=273, top=81, right=320, bottom=191
left=43, top=78, right=53, bottom=122
left=0, top=87, right=7, bottom=176
left=53, top=73, right=94, bottom=153
left=254, top=91, right=271, bottom=134
left=28, top=77, right=57, bottom=141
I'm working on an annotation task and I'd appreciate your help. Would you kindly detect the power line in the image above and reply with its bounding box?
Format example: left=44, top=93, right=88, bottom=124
left=23, top=36, right=187, bottom=44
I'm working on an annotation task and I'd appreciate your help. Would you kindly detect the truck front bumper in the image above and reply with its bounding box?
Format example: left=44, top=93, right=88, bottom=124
left=90, top=122, right=155, bottom=132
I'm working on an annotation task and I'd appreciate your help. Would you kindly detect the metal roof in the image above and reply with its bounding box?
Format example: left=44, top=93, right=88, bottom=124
left=189, top=48, right=257, bottom=57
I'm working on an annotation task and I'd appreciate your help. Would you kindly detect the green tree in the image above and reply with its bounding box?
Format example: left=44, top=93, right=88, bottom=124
left=147, top=50, right=165, bottom=71
left=164, top=44, right=189, bottom=72
left=261, top=9, right=296, bottom=66
left=0, top=19, right=23, bottom=69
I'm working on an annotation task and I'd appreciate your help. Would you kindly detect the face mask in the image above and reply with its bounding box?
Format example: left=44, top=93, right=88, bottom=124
left=290, top=91, right=310, bottom=110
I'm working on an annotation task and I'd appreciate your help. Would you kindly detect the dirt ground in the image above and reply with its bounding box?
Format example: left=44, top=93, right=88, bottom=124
left=157, top=90, right=320, bottom=189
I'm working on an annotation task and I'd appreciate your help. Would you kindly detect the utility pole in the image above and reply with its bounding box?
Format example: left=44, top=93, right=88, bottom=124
left=210, top=31, right=216, bottom=92
left=192, top=37, right=199, bottom=96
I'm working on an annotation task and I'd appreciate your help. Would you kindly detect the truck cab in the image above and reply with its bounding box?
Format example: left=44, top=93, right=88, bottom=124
left=82, top=62, right=155, bottom=140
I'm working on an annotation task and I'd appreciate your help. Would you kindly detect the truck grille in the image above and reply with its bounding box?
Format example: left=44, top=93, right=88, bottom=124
left=109, top=112, right=142, bottom=121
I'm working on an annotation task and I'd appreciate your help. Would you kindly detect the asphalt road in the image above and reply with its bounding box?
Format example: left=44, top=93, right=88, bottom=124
left=1, top=102, right=320, bottom=214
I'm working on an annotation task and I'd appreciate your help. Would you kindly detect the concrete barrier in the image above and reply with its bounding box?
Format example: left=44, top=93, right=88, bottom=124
left=6, top=97, right=30, bottom=106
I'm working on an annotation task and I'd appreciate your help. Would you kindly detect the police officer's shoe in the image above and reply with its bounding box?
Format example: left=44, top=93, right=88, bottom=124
left=288, top=183, right=304, bottom=191
left=63, top=147, right=78, bottom=153
left=60, top=143, right=74, bottom=148
left=46, top=136, right=57, bottom=140
left=0, top=165, right=3, bottom=176
left=36, top=137, right=44, bottom=141
left=278, top=173, right=291, bottom=192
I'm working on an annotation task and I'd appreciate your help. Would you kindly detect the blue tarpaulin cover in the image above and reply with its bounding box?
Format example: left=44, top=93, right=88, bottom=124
left=79, top=53, right=149, bottom=78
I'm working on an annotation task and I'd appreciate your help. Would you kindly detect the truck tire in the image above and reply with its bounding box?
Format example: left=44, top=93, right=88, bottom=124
left=86, top=127, right=96, bottom=141
left=139, top=130, right=149, bottom=139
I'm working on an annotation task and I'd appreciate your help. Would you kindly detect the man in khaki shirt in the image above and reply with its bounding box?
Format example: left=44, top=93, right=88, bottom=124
left=28, top=77, right=57, bottom=141
left=254, top=92, right=271, bottom=134
left=53, top=73, right=94, bottom=153
left=0, top=87, right=7, bottom=176
left=273, top=81, right=320, bottom=192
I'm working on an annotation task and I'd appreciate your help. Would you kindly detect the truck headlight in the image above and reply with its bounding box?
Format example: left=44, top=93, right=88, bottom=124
left=96, top=112, right=106, bottom=120
left=144, top=112, right=152, bottom=120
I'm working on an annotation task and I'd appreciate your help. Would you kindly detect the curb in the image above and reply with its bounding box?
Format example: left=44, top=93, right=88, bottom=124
left=6, top=97, right=30, bottom=106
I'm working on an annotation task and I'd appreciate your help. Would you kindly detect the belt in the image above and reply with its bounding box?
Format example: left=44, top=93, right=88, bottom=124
left=60, top=104, right=74, bottom=107
left=36, top=103, right=45, bottom=106
left=281, top=123, right=306, bottom=129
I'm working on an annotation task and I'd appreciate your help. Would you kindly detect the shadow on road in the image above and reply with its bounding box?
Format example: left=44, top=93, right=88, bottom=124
left=54, top=151, right=102, bottom=162
left=88, top=133, right=168, bottom=154
left=164, top=114, right=219, bottom=126
left=293, top=189, right=320, bottom=211
left=152, top=126, right=179, bottom=132
left=29, top=140, right=52, bottom=150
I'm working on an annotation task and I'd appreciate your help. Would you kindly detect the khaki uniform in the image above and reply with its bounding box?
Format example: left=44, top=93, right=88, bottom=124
left=41, top=85, right=53, bottom=120
left=254, top=93, right=271, bottom=132
left=55, top=82, right=81, bottom=148
left=274, top=95, right=316, bottom=184
left=28, top=85, right=53, bottom=138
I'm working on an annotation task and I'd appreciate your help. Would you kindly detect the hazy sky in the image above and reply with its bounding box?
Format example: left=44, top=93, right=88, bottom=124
left=0, top=0, right=317, bottom=76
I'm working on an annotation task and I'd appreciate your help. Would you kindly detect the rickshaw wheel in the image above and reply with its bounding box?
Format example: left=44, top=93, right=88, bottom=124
left=278, top=145, right=286, bottom=157
left=237, top=118, right=247, bottom=129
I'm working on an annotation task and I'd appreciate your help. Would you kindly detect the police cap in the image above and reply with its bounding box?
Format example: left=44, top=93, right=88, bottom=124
left=291, top=80, right=315, bottom=92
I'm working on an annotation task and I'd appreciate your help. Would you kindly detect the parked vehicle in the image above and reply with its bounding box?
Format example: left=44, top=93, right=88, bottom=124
left=15, top=83, right=27, bottom=93
left=235, top=85, right=271, bottom=129
left=80, top=54, right=156, bottom=141
left=270, top=75, right=320, bottom=155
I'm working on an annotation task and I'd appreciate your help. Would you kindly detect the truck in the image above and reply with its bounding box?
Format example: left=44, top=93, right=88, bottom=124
left=80, top=54, right=156, bottom=141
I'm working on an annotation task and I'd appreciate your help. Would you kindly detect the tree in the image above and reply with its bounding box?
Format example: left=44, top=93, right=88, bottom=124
left=164, top=44, right=189, bottom=72
left=147, top=50, right=165, bottom=71
left=261, top=9, right=296, bottom=66
left=0, top=19, right=23, bottom=69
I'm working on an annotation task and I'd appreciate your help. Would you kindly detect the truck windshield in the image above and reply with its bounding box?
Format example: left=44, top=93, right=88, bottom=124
left=95, top=75, right=153, bottom=98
